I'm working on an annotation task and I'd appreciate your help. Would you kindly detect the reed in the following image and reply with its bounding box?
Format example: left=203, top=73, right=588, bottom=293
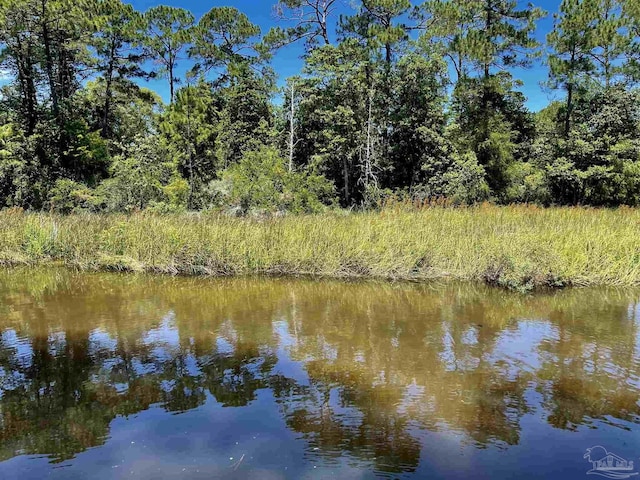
left=1, top=204, right=639, bottom=291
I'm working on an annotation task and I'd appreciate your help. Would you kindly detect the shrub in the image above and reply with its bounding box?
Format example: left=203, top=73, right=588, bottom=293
left=441, top=151, right=491, bottom=205
left=219, top=146, right=336, bottom=214
left=48, top=179, right=103, bottom=214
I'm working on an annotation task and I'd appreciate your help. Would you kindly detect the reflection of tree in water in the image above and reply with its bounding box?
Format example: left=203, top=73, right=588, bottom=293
left=0, top=330, right=112, bottom=463
left=274, top=365, right=423, bottom=476
left=0, top=268, right=639, bottom=470
left=538, top=298, right=640, bottom=430
left=278, top=285, right=532, bottom=456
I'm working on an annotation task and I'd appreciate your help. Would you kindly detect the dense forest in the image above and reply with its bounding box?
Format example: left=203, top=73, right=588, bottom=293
left=0, top=0, right=639, bottom=214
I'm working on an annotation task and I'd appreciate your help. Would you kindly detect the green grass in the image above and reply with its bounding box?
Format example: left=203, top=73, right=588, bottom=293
left=1, top=204, right=639, bottom=291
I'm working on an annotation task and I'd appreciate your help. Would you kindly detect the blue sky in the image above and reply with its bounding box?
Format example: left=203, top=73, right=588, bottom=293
left=128, top=0, right=562, bottom=111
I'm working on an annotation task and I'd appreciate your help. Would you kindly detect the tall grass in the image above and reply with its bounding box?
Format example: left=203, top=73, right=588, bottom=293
left=1, top=204, right=639, bottom=291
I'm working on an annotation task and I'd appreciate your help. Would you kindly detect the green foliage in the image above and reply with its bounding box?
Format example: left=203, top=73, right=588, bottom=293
left=0, top=0, right=639, bottom=213
left=0, top=123, right=49, bottom=209
left=90, top=0, right=149, bottom=139
left=158, top=80, right=219, bottom=208
left=295, top=40, right=373, bottom=205
left=422, top=0, right=545, bottom=78
left=143, top=5, right=195, bottom=103
left=189, top=6, right=263, bottom=73
left=97, top=135, right=180, bottom=212
left=213, top=64, right=275, bottom=169
left=48, top=179, right=102, bottom=213
left=451, top=74, right=536, bottom=199
left=388, top=53, right=451, bottom=189
left=162, top=178, right=190, bottom=209
left=540, top=85, right=640, bottom=205
left=504, top=162, right=550, bottom=205
left=440, top=151, right=490, bottom=205
left=217, top=146, right=335, bottom=214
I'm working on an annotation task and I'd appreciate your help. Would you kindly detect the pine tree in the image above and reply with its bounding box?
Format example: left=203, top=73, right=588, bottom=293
left=143, top=6, right=194, bottom=104
left=267, top=0, right=339, bottom=51
left=0, top=0, right=41, bottom=134
left=424, top=0, right=544, bottom=82
left=547, top=0, right=596, bottom=136
left=587, top=0, right=630, bottom=86
left=388, top=52, right=451, bottom=191
left=159, top=79, right=219, bottom=209
left=623, top=0, right=640, bottom=82
left=91, top=0, right=148, bottom=139
left=342, top=0, right=412, bottom=68
left=189, top=7, right=263, bottom=78
left=339, top=0, right=412, bottom=192
left=424, top=0, right=544, bottom=196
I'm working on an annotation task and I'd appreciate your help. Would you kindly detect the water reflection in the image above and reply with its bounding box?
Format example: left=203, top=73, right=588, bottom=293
left=0, top=268, right=639, bottom=478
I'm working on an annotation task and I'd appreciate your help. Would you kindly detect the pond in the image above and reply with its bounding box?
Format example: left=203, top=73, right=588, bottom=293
left=0, top=268, right=639, bottom=479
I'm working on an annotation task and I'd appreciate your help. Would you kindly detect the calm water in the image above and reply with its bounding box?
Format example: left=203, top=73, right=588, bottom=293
left=0, top=269, right=639, bottom=479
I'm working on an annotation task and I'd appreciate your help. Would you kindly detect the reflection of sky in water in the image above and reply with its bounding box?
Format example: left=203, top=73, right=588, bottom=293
left=490, top=320, right=557, bottom=375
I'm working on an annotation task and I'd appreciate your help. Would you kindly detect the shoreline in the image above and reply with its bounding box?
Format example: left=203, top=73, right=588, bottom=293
left=1, top=206, right=639, bottom=292
left=0, top=257, right=559, bottom=292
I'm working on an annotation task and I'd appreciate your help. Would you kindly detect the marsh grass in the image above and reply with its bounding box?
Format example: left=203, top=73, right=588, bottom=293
left=1, top=204, right=639, bottom=291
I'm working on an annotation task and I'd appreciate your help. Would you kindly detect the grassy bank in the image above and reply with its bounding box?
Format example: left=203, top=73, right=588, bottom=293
left=1, top=205, right=639, bottom=291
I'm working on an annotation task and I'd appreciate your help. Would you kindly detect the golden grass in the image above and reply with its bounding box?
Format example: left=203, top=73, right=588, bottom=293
left=1, top=204, right=639, bottom=291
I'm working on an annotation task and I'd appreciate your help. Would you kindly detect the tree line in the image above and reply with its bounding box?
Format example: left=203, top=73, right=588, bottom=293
left=0, top=0, right=639, bottom=214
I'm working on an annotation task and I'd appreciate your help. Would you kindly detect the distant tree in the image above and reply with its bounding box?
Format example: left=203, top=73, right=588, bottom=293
left=340, top=0, right=413, bottom=172
left=76, top=79, right=162, bottom=158
left=451, top=73, right=537, bottom=198
left=423, top=0, right=544, bottom=197
left=213, top=63, right=275, bottom=169
left=587, top=0, right=632, bottom=87
left=0, top=0, right=41, bottom=134
left=159, top=80, right=219, bottom=209
left=547, top=0, right=596, bottom=136
left=143, top=6, right=195, bottom=103
left=387, top=52, right=451, bottom=191
left=98, top=134, right=179, bottom=212
left=189, top=7, right=264, bottom=78
left=341, top=0, right=412, bottom=68
left=266, top=0, right=339, bottom=52
left=423, top=0, right=544, bottom=83
left=624, top=0, right=640, bottom=82
left=543, top=86, right=640, bottom=206
left=295, top=40, right=373, bottom=205
left=91, top=0, right=148, bottom=139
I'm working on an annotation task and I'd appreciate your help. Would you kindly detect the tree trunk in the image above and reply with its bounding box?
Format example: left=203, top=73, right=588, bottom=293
left=564, top=83, right=574, bottom=137
left=186, top=84, right=195, bottom=210
left=343, top=157, right=350, bottom=205
left=320, top=0, right=331, bottom=45
left=364, top=89, right=374, bottom=190
left=169, top=53, right=175, bottom=104
left=40, top=1, right=59, bottom=120
left=288, top=83, right=295, bottom=172
left=481, top=0, right=493, bottom=144
left=102, top=40, right=117, bottom=139
left=564, top=49, right=576, bottom=137
left=15, top=36, right=38, bottom=135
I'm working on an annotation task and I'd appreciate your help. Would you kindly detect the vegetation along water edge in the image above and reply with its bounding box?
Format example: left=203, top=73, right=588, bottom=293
left=1, top=205, right=639, bottom=292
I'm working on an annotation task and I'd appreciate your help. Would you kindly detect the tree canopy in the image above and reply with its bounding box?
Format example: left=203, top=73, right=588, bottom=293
left=0, top=0, right=639, bottom=213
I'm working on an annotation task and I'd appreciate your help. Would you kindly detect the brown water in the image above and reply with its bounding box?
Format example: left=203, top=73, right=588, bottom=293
left=0, top=268, right=639, bottom=479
